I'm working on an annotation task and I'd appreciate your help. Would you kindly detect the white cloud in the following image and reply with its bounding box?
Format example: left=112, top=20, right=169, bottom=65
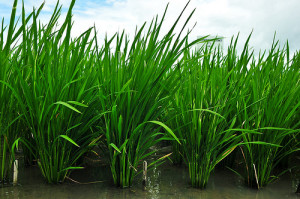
left=1, top=0, right=299, bottom=54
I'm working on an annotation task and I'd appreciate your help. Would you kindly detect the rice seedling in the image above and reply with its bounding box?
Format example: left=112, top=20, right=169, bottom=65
left=1, top=0, right=101, bottom=183
left=236, top=41, right=300, bottom=188
left=94, top=2, right=201, bottom=188
left=0, top=0, right=37, bottom=183
left=167, top=43, right=248, bottom=189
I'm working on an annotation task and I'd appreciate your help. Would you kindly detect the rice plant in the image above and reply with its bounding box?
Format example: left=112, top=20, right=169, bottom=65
left=236, top=41, right=300, bottom=188
left=168, top=44, right=248, bottom=188
left=1, top=0, right=101, bottom=183
left=94, top=2, right=200, bottom=188
left=0, top=0, right=36, bottom=183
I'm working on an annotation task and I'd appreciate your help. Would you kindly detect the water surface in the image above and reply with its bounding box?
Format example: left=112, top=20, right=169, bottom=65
left=0, top=162, right=299, bottom=199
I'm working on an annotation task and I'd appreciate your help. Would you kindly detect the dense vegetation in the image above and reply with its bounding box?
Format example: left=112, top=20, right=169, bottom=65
left=0, top=0, right=299, bottom=189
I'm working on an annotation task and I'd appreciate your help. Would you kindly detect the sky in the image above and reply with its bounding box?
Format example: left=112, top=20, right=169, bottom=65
left=0, top=0, right=299, bottom=54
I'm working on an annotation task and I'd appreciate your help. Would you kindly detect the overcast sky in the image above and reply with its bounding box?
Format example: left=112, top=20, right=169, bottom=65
left=1, top=0, right=299, bottom=54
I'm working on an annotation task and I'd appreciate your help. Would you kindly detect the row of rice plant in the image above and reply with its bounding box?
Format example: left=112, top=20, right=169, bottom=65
left=168, top=36, right=299, bottom=189
left=0, top=0, right=299, bottom=190
left=0, top=0, right=192, bottom=186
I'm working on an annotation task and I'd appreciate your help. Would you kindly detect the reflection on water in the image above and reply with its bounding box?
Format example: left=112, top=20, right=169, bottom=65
left=0, top=161, right=299, bottom=199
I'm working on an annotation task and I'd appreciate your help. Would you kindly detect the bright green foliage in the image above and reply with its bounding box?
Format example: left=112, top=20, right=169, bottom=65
left=1, top=0, right=100, bottom=183
left=0, top=0, right=299, bottom=189
left=168, top=35, right=299, bottom=189
left=236, top=41, right=300, bottom=188
left=0, top=0, right=35, bottom=184
left=95, top=3, right=196, bottom=188
left=168, top=42, right=249, bottom=188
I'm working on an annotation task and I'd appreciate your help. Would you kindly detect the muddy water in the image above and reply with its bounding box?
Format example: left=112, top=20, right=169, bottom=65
left=0, top=162, right=299, bottom=199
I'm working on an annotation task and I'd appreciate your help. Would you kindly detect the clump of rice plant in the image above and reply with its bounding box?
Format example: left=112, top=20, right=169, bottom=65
left=1, top=0, right=101, bottom=183
left=0, top=0, right=34, bottom=184
left=236, top=41, right=300, bottom=188
left=168, top=42, right=250, bottom=189
left=94, top=2, right=198, bottom=188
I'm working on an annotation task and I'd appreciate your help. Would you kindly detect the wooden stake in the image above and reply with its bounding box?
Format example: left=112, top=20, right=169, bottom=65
left=253, top=163, right=259, bottom=189
left=142, top=161, right=147, bottom=189
left=13, top=159, right=18, bottom=185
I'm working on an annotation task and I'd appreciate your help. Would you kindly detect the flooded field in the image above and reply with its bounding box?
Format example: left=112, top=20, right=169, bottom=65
left=1, top=161, right=299, bottom=199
